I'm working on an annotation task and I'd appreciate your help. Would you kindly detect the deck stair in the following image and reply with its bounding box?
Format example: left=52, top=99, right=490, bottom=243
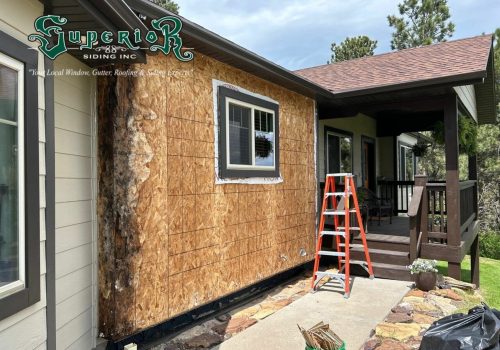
left=351, top=233, right=412, bottom=281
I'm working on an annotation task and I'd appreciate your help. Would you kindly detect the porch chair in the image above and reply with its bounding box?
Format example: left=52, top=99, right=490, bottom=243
left=357, top=187, right=393, bottom=226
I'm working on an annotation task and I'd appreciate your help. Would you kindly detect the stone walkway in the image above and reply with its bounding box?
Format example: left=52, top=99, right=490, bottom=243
left=362, top=284, right=483, bottom=350
left=214, top=277, right=410, bottom=350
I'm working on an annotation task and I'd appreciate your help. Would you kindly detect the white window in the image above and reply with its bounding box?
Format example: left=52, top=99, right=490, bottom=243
left=226, top=98, right=276, bottom=170
left=218, top=86, right=279, bottom=178
left=0, top=52, right=25, bottom=298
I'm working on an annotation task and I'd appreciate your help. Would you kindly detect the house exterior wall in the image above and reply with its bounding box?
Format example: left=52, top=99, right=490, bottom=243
left=0, top=1, right=47, bottom=348
left=319, top=114, right=378, bottom=185
left=54, top=55, right=96, bottom=349
left=454, top=85, right=477, bottom=121
left=97, top=52, right=316, bottom=338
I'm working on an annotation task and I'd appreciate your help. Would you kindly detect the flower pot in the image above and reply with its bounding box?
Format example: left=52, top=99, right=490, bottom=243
left=415, top=271, right=437, bottom=291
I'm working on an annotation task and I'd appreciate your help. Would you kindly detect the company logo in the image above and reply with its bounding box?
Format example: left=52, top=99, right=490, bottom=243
left=28, top=15, right=194, bottom=61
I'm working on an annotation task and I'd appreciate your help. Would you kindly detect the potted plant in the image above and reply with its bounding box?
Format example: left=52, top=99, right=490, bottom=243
left=408, top=259, right=438, bottom=291
left=411, top=141, right=429, bottom=157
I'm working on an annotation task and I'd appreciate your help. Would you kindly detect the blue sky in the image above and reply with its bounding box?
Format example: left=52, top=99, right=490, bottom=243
left=174, top=0, right=500, bottom=70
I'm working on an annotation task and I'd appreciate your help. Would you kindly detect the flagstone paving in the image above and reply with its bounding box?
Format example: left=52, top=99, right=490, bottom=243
left=362, top=282, right=484, bottom=350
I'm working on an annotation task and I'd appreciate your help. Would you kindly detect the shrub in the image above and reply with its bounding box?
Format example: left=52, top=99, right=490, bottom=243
left=479, top=231, right=500, bottom=260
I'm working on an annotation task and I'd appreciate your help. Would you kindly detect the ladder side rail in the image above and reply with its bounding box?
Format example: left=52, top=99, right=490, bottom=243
left=350, top=176, right=374, bottom=277
left=343, top=175, right=351, bottom=296
left=311, top=176, right=331, bottom=288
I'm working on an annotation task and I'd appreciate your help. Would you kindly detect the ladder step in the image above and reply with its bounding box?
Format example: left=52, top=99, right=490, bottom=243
left=338, top=243, right=364, bottom=249
left=325, top=192, right=352, bottom=197
left=315, top=271, right=346, bottom=279
left=340, top=259, right=368, bottom=265
left=323, top=209, right=357, bottom=216
left=318, top=250, right=345, bottom=257
left=338, top=226, right=361, bottom=231
left=326, top=173, right=353, bottom=177
left=321, top=231, right=345, bottom=237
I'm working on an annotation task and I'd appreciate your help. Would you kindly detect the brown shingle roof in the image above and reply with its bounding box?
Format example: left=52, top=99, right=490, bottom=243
left=295, top=35, right=493, bottom=96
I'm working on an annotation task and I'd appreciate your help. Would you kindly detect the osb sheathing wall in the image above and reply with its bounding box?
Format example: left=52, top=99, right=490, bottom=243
left=97, top=52, right=317, bottom=339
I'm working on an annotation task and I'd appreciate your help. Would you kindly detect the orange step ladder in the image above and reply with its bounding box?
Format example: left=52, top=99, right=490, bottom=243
left=311, top=173, right=374, bottom=298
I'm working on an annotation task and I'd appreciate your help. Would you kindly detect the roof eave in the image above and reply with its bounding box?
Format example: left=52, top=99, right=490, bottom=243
left=332, top=71, right=487, bottom=99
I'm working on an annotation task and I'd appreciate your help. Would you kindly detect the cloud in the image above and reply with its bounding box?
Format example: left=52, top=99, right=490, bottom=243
left=175, top=0, right=500, bottom=70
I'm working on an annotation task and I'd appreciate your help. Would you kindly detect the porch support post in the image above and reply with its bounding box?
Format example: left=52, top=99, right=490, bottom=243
left=470, top=234, right=480, bottom=287
left=443, top=94, right=461, bottom=280
left=468, top=147, right=480, bottom=286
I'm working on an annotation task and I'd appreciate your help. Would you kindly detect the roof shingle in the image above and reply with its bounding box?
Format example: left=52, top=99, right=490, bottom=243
left=295, top=35, right=493, bottom=95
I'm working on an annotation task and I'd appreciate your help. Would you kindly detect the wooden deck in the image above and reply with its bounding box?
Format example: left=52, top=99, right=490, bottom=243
left=367, top=215, right=410, bottom=237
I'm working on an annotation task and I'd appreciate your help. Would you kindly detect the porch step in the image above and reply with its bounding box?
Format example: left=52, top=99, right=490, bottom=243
left=350, top=247, right=410, bottom=266
left=353, top=233, right=410, bottom=252
left=371, top=262, right=412, bottom=281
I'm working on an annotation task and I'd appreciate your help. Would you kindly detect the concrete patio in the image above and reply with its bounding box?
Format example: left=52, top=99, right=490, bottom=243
left=214, top=277, right=411, bottom=350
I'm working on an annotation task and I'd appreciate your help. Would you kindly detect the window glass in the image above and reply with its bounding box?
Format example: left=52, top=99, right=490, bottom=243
left=254, top=109, right=274, bottom=167
left=0, top=62, right=23, bottom=294
left=228, top=102, right=252, bottom=165
left=327, top=132, right=352, bottom=174
left=399, top=145, right=415, bottom=181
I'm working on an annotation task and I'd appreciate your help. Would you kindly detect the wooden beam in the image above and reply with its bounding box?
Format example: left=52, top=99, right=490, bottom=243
left=443, top=94, right=461, bottom=279
left=420, top=243, right=462, bottom=263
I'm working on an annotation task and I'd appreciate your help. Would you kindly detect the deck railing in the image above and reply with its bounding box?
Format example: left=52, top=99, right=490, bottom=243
left=425, top=180, right=478, bottom=239
left=378, top=180, right=414, bottom=214
left=459, top=180, right=477, bottom=233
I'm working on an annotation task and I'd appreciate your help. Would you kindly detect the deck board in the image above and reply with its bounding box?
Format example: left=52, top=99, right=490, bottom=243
left=367, top=215, right=410, bottom=237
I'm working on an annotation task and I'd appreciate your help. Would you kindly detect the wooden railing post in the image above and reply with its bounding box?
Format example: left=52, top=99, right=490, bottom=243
left=444, top=95, right=461, bottom=279
left=415, top=175, right=428, bottom=244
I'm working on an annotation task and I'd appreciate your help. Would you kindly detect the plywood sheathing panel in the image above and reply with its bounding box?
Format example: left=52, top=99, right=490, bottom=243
left=98, top=52, right=317, bottom=339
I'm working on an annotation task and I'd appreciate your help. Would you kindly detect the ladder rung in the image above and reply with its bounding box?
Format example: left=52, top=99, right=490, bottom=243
left=338, top=226, right=361, bottom=231
left=318, top=250, right=345, bottom=257
left=315, top=271, right=346, bottom=279
left=338, top=243, right=364, bottom=248
left=326, top=173, right=353, bottom=177
left=325, top=192, right=351, bottom=197
left=340, top=259, right=368, bottom=265
left=323, top=209, right=357, bottom=215
left=321, top=231, right=345, bottom=237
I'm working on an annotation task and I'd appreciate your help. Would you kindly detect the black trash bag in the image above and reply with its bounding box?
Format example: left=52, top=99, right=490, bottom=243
left=420, top=303, right=500, bottom=350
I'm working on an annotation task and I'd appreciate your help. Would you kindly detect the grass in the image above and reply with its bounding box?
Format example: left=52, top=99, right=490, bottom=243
left=436, top=256, right=500, bottom=309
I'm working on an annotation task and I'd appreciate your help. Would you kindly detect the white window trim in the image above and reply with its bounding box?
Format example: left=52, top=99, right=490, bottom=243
left=326, top=130, right=353, bottom=174
left=225, top=97, right=276, bottom=171
left=0, top=52, right=25, bottom=299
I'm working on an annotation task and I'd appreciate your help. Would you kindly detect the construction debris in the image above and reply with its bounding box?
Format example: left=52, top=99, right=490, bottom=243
left=298, top=322, right=345, bottom=350
left=441, top=276, right=476, bottom=290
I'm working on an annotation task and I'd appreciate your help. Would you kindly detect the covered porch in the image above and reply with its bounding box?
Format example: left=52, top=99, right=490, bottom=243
left=296, top=35, right=496, bottom=284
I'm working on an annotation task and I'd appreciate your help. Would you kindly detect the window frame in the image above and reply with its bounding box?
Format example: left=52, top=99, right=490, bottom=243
left=398, top=141, right=416, bottom=181
left=218, top=86, right=280, bottom=178
left=0, top=30, right=40, bottom=321
left=0, top=52, right=26, bottom=299
left=324, top=126, right=354, bottom=175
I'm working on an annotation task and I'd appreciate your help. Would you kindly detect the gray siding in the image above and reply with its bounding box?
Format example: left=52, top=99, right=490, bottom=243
left=54, top=54, right=96, bottom=350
